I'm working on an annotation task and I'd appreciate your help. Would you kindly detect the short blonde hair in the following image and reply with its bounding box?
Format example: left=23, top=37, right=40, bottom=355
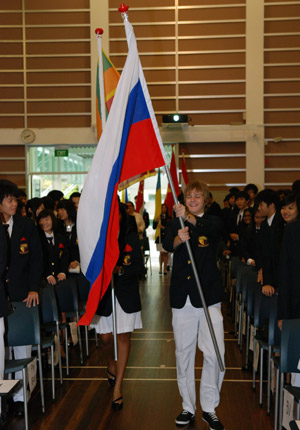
left=184, top=181, right=210, bottom=204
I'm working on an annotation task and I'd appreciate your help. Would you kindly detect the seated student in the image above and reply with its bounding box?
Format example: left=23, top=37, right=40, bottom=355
left=69, top=192, right=81, bottom=212
left=26, top=197, right=45, bottom=223
left=0, top=180, right=42, bottom=417
left=280, top=192, right=299, bottom=225
left=278, top=196, right=300, bottom=386
left=57, top=200, right=79, bottom=273
left=0, top=223, right=9, bottom=427
left=255, top=189, right=285, bottom=297
left=153, top=203, right=171, bottom=275
left=91, top=203, right=144, bottom=411
left=47, top=190, right=64, bottom=216
left=37, top=209, right=69, bottom=286
left=205, top=192, right=222, bottom=217
left=227, top=191, right=250, bottom=277
left=244, top=183, right=258, bottom=208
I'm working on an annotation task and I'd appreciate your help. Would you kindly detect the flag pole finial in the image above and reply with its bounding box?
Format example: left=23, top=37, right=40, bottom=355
left=95, top=28, right=104, bottom=36
left=118, top=3, right=129, bottom=20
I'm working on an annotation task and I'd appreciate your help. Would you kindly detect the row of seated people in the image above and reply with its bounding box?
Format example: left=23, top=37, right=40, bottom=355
left=0, top=180, right=147, bottom=427
left=223, top=186, right=300, bottom=390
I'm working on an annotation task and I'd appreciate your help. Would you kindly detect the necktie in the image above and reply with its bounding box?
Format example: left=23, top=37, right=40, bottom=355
left=47, top=237, right=54, bottom=246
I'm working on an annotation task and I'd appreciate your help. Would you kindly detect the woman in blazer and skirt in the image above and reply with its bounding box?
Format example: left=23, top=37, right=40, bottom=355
left=91, top=203, right=145, bottom=411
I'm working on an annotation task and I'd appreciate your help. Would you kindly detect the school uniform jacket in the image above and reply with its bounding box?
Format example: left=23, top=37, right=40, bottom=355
left=0, top=223, right=9, bottom=317
left=256, top=211, right=285, bottom=290
left=40, top=232, right=69, bottom=279
left=163, top=214, right=225, bottom=309
left=5, top=214, right=42, bottom=302
left=96, top=231, right=145, bottom=317
left=278, top=219, right=300, bottom=320
left=58, top=221, right=80, bottom=263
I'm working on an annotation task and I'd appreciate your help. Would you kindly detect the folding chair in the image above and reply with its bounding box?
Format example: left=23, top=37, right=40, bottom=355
left=274, top=319, right=300, bottom=430
left=4, top=302, right=44, bottom=429
left=55, top=278, right=83, bottom=374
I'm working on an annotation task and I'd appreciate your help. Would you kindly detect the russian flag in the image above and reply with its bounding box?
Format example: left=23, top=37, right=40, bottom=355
left=77, top=18, right=168, bottom=325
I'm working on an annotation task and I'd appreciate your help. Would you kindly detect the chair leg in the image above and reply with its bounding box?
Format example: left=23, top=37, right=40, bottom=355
left=253, top=330, right=257, bottom=389
left=274, top=368, right=280, bottom=430
left=279, top=372, right=284, bottom=430
left=22, top=368, right=29, bottom=430
left=51, top=344, right=55, bottom=400
left=76, top=313, right=83, bottom=365
left=267, top=345, right=272, bottom=415
left=235, top=293, right=239, bottom=337
left=245, top=315, right=250, bottom=370
left=65, top=327, right=69, bottom=376
left=56, top=324, right=63, bottom=384
left=259, top=346, right=264, bottom=407
left=85, top=325, right=89, bottom=357
left=38, top=345, right=45, bottom=413
left=238, top=302, right=244, bottom=351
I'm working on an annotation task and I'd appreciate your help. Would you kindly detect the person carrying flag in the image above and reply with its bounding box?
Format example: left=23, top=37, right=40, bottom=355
left=163, top=181, right=226, bottom=429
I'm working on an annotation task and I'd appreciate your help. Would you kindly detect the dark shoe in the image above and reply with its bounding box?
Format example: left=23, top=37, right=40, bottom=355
left=164, top=272, right=167, bottom=275
left=175, top=410, right=195, bottom=425
left=13, top=401, right=24, bottom=417
left=166, top=265, right=170, bottom=271
left=202, top=411, right=224, bottom=430
left=112, top=396, right=123, bottom=411
left=107, top=368, right=116, bottom=387
left=159, top=271, right=162, bottom=275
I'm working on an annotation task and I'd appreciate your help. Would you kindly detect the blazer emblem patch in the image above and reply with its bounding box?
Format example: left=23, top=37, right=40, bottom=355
left=19, top=239, right=29, bottom=254
left=198, top=236, right=209, bottom=247
left=123, top=254, right=131, bottom=266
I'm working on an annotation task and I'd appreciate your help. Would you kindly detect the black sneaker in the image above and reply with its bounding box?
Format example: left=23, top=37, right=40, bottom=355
left=202, top=411, right=224, bottom=430
left=175, top=410, right=195, bottom=425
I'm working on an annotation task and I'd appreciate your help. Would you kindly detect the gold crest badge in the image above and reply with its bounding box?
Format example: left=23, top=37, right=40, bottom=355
left=123, top=254, right=131, bottom=266
left=198, top=236, right=209, bottom=247
left=19, top=241, right=29, bottom=254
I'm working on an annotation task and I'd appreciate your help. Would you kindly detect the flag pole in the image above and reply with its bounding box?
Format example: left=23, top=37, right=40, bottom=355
left=95, top=28, right=106, bottom=129
left=95, top=27, right=118, bottom=360
left=117, top=3, right=223, bottom=372
left=164, top=164, right=225, bottom=372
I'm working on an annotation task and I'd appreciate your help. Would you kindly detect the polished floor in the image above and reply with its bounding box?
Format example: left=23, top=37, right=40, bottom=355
left=7, top=258, right=276, bottom=430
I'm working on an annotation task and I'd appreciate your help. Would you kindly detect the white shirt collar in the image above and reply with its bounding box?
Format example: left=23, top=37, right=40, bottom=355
left=267, top=212, right=276, bottom=226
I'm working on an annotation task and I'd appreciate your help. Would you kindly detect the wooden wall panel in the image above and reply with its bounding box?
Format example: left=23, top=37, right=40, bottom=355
left=179, top=98, right=245, bottom=111
left=178, top=7, right=245, bottom=21
left=179, top=67, right=245, bottom=81
left=264, top=1, right=300, bottom=187
left=0, top=145, right=25, bottom=189
left=0, top=2, right=91, bottom=131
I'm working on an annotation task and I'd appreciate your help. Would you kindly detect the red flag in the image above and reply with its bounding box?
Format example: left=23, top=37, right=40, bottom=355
left=135, top=180, right=144, bottom=215
left=164, top=147, right=180, bottom=215
left=181, top=150, right=189, bottom=193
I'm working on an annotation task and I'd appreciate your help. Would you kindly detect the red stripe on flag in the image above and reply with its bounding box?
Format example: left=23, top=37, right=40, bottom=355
left=119, top=118, right=165, bottom=183
left=78, top=186, right=120, bottom=326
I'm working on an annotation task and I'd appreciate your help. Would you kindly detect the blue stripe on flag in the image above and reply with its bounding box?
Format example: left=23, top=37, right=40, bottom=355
left=86, top=78, right=147, bottom=286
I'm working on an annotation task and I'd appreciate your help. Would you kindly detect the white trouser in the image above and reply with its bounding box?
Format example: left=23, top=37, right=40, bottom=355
left=172, top=297, right=225, bottom=414
left=0, top=318, right=4, bottom=413
left=6, top=345, right=32, bottom=402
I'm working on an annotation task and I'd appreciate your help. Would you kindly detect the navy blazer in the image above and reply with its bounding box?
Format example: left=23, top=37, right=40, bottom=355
left=163, top=214, right=225, bottom=309
left=5, top=215, right=42, bottom=301
left=278, top=219, right=300, bottom=320
left=39, top=232, right=69, bottom=279
left=0, top=223, right=9, bottom=317
left=256, top=211, right=284, bottom=289
left=96, top=231, right=144, bottom=316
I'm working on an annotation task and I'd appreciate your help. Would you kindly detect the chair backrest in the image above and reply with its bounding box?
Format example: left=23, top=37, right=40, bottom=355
left=55, top=278, right=79, bottom=314
left=77, top=275, right=90, bottom=304
left=254, top=290, right=274, bottom=328
left=246, top=280, right=257, bottom=317
left=280, top=319, right=300, bottom=373
left=267, top=294, right=281, bottom=347
left=40, top=285, right=59, bottom=324
left=5, top=302, right=41, bottom=347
